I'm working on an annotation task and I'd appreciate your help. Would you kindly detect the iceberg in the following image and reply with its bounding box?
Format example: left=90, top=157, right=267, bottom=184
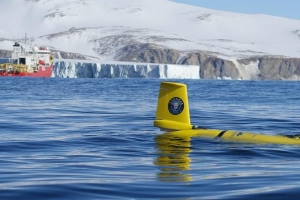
left=52, top=60, right=200, bottom=79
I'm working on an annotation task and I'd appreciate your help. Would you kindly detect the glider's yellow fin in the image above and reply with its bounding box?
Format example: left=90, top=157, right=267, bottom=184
left=154, top=82, right=193, bottom=131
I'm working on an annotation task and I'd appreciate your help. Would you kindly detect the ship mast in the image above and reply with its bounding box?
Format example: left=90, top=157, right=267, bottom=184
left=24, top=33, right=27, bottom=53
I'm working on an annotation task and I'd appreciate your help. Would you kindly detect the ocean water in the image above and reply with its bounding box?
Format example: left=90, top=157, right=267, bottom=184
left=0, top=77, right=300, bottom=200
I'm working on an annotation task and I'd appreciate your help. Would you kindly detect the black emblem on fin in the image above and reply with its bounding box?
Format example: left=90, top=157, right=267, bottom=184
left=168, top=97, right=184, bottom=115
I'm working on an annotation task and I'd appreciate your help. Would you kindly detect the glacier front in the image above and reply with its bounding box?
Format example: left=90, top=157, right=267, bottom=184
left=52, top=60, right=200, bottom=79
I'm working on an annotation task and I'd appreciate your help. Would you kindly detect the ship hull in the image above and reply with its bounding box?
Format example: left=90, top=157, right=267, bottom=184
left=0, top=65, right=53, bottom=77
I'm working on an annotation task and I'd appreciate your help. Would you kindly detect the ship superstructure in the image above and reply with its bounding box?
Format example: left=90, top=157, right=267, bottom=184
left=0, top=42, right=53, bottom=77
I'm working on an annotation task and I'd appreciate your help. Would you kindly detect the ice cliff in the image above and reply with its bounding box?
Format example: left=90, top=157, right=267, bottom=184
left=52, top=60, right=200, bottom=79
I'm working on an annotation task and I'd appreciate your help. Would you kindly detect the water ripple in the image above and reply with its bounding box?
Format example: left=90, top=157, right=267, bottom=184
left=0, top=78, right=300, bottom=199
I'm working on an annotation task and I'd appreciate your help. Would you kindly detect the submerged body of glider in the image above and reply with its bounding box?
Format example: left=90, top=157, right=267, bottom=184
left=154, top=82, right=300, bottom=145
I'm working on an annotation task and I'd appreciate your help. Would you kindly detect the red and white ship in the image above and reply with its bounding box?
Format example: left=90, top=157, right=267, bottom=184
left=0, top=42, right=53, bottom=77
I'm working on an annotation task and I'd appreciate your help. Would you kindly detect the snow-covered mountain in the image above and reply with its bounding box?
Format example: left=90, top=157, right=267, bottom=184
left=0, top=0, right=299, bottom=61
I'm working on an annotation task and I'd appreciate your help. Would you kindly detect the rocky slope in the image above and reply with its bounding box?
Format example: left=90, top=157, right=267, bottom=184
left=114, top=44, right=300, bottom=80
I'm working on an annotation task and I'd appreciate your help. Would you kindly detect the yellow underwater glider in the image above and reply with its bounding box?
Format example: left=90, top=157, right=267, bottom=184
left=154, top=82, right=300, bottom=145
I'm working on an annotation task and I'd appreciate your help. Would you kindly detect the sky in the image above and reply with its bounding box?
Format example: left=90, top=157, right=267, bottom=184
left=171, top=0, right=300, bottom=20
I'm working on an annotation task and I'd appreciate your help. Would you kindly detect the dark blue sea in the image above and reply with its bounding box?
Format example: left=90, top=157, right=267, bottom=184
left=1, top=78, right=300, bottom=200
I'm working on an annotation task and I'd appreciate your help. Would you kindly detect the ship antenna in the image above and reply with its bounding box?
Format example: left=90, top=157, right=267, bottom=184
left=24, top=33, right=27, bottom=53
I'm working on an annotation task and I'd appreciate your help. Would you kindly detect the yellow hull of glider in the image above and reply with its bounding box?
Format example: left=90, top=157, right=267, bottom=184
left=161, top=129, right=300, bottom=145
left=154, top=82, right=300, bottom=145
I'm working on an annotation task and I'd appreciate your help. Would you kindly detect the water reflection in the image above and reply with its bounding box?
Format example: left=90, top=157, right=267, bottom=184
left=154, top=133, right=192, bottom=182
